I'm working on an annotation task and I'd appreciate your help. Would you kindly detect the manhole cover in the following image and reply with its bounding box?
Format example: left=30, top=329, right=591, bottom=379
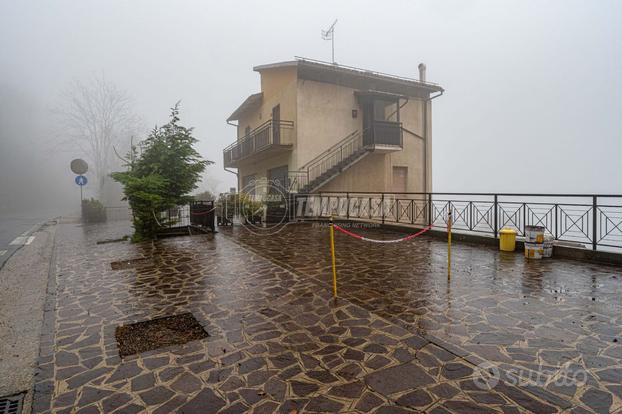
left=115, top=312, right=208, bottom=357
left=110, top=257, right=152, bottom=270
left=0, top=393, right=24, bottom=414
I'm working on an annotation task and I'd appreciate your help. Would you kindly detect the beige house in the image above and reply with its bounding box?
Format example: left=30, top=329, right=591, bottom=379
left=223, top=58, right=443, bottom=195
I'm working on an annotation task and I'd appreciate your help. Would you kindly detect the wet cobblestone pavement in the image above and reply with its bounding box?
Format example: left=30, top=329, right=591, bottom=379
left=32, top=220, right=622, bottom=413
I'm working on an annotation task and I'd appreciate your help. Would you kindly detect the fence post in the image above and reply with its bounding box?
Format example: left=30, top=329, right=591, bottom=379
left=493, top=194, right=498, bottom=239
left=329, top=216, right=338, bottom=298
left=346, top=192, right=350, bottom=219
left=592, top=195, right=597, bottom=251
left=447, top=210, right=452, bottom=280
left=469, top=201, right=473, bottom=231
left=381, top=193, right=385, bottom=224
left=554, top=204, right=558, bottom=240
left=428, top=193, right=433, bottom=226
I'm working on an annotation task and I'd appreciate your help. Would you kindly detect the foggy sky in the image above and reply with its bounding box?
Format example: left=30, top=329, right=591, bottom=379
left=1, top=0, right=621, bottom=215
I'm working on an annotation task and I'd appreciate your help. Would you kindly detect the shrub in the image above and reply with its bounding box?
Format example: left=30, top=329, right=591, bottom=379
left=81, top=198, right=107, bottom=223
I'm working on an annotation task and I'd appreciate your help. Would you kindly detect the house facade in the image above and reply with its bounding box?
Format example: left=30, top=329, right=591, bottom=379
left=223, top=58, right=443, bottom=195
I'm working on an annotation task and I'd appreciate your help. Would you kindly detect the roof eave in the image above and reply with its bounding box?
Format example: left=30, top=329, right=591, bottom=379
left=253, top=61, right=298, bottom=72
left=227, top=92, right=263, bottom=122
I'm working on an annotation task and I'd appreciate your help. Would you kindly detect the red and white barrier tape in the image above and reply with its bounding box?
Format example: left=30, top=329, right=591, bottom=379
left=332, top=224, right=434, bottom=244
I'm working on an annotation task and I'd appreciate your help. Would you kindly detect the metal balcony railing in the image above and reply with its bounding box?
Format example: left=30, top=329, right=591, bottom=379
left=223, top=120, right=294, bottom=167
left=363, top=121, right=403, bottom=147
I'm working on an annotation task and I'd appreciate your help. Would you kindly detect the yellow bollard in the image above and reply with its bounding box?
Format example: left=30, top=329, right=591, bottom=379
left=329, top=216, right=338, bottom=298
left=447, top=210, right=452, bottom=279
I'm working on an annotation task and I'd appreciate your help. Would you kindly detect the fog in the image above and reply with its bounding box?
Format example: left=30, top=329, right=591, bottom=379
left=1, top=0, right=621, bottom=217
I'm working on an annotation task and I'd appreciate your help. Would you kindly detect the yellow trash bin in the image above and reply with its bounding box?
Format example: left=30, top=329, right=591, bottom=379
left=499, top=227, right=517, bottom=251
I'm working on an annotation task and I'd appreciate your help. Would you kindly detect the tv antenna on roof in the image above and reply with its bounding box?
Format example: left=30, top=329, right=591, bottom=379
left=321, top=19, right=338, bottom=64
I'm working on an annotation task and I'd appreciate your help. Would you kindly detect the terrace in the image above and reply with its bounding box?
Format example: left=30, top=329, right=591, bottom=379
left=31, top=214, right=622, bottom=414
left=222, top=221, right=622, bottom=413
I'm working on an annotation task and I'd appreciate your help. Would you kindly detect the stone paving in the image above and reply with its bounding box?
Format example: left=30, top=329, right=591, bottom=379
left=31, top=220, right=622, bottom=413
left=222, top=222, right=622, bottom=414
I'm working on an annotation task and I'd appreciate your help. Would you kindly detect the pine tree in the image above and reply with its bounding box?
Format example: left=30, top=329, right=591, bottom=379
left=112, top=103, right=213, bottom=241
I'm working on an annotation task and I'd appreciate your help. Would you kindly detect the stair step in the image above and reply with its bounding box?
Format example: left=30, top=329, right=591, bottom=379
left=297, top=146, right=370, bottom=192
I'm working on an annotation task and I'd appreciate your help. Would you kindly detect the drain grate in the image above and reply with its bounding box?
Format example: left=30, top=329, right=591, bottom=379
left=0, top=393, right=24, bottom=414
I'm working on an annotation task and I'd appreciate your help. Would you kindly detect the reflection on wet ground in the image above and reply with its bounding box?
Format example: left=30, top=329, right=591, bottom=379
left=223, top=223, right=622, bottom=413
left=32, top=220, right=622, bottom=413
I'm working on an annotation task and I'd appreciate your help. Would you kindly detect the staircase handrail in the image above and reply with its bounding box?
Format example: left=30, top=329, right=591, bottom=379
left=298, top=129, right=360, bottom=171
left=287, top=129, right=369, bottom=192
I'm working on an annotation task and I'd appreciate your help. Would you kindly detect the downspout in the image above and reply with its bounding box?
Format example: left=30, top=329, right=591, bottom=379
left=388, top=96, right=409, bottom=121
left=224, top=168, right=239, bottom=191
left=423, top=90, right=444, bottom=194
left=226, top=119, right=240, bottom=191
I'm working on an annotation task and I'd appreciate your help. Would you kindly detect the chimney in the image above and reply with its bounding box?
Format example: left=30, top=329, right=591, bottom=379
left=418, top=63, right=426, bottom=82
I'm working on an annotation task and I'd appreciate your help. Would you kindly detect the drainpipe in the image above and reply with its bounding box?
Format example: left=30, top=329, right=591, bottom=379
left=387, top=96, right=409, bottom=121
left=423, top=90, right=444, bottom=194
left=226, top=120, right=240, bottom=191
left=224, top=168, right=239, bottom=192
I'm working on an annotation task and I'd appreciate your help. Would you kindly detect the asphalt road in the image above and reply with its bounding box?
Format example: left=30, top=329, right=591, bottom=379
left=0, top=218, right=56, bottom=413
left=0, top=214, right=51, bottom=268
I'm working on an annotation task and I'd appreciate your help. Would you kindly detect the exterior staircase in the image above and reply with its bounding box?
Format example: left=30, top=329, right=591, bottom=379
left=288, top=130, right=371, bottom=194
left=299, top=148, right=369, bottom=193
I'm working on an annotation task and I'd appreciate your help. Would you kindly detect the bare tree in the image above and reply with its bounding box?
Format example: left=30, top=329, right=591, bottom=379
left=56, top=76, right=141, bottom=197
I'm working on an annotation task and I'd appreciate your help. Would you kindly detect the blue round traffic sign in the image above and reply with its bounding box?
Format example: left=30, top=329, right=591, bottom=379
left=75, top=175, right=88, bottom=186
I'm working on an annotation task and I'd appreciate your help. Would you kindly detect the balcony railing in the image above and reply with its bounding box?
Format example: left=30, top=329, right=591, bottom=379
left=224, top=120, right=294, bottom=167
left=363, top=121, right=403, bottom=147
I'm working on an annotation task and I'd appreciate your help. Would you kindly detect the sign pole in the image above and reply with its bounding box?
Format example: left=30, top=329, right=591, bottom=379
left=74, top=175, right=88, bottom=203
left=71, top=159, right=89, bottom=205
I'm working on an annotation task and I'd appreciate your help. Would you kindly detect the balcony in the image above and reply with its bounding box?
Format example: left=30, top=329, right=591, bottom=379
left=363, top=120, right=403, bottom=150
left=223, top=120, right=294, bottom=168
